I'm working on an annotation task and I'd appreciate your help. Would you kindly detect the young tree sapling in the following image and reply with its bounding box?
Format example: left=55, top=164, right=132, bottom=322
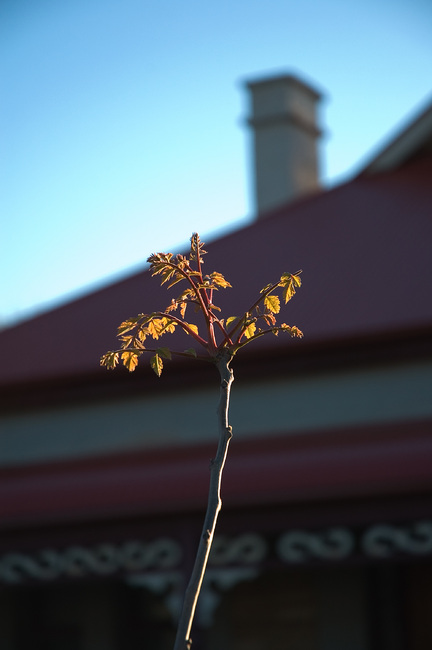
left=101, top=233, right=303, bottom=649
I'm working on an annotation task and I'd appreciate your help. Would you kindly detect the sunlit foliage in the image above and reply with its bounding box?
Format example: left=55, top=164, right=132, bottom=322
left=101, top=233, right=303, bottom=376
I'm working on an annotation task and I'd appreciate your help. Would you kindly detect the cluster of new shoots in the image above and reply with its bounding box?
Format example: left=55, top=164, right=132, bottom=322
left=101, top=233, right=303, bottom=376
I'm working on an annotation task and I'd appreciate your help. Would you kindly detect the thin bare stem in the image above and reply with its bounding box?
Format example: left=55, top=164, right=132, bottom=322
left=173, top=348, right=234, bottom=650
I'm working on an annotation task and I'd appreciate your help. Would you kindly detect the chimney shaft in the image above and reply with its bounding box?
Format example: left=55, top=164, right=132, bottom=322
left=246, top=74, right=323, bottom=217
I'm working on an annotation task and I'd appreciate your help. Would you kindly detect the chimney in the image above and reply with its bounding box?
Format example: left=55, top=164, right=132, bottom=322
left=245, top=73, right=323, bottom=217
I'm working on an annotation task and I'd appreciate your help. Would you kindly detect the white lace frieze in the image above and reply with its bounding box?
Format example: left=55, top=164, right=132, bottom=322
left=1, top=520, right=432, bottom=585
left=0, top=538, right=182, bottom=584
left=362, top=520, right=432, bottom=558
left=277, top=527, right=354, bottom=563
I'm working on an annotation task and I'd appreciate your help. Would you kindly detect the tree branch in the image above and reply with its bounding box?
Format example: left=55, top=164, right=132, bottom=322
left=226, top=280, right=281, bottom=341
left=173, top=348, right=234, bottom=650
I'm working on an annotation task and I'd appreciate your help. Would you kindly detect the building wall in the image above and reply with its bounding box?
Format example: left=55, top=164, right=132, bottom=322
left=1, top=358, right=432, bottom=466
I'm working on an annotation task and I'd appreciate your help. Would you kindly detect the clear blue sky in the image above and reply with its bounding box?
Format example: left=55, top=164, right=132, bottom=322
left=1, top=0, right=431, bottom=327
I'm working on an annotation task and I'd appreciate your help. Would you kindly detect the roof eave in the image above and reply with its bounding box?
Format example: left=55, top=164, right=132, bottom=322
left=2, top=324, right=431, bottom=414
left=357, top=98, right=432, bottom=176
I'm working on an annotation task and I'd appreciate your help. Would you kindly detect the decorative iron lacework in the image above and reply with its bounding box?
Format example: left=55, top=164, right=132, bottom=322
left=0, top=538, right=182, bottom=584
left=1, top=521, right=432, bottom=586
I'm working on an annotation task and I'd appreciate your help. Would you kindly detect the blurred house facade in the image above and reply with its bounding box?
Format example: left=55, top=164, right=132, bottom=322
left=1, top=73, right=432, bottom=650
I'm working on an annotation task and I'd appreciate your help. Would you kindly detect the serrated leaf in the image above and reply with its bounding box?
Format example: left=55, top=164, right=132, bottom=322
left=177, top=287, right=194, bottom=300
left=264, top=294, right=280, bottom=314
left=280, top=324, right=304, bottom=338
left=147, top=252, right=173, bottom=270
left=165, top=299, right=177, bottom=314
left=167, top=275, right=184, bottom=289
left=145, top=317, right=176, bottom=339
left=185, top=322, right=199, bottom=336
left=160, top=268, right=177, bottom=285
left=156, top=347, right=172, bottom=360
left=282, top=283, right=296, bottom=304
left=292, top=272, right=302, bottom=287
left=117, top=317, right=140, bottom=336
left=146, top=318, right=162, bottom=339
left=150, top=353, right=163, bottom=377
left=100, top=351, right=119, bottom=369
left=137, top=329, right=147, bottom=343
left=209, top=271, right=232, bottom=289
left=243, top=322, right=256, bottom=339
left=280, top=272, right=302, bottom=303
left=290, top=325, right=304, bottom=338
left=159, top=317, right=176, bottom=334
left=121, top=351, right=139, bottom=372
left=184, top=348, right=197, bottom=357
left=189, top=233, right=207, bottom=262
left=226, top=316, right=238, bottom=328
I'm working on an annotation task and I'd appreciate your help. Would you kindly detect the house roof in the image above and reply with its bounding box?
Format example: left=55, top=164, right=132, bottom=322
left=1, top=152, right=432, bottom=389
left=358, top=96, right=432, bottom=175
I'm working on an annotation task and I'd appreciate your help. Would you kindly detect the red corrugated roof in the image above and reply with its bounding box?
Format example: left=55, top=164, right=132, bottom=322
left=1, top=155, right=431, bottom=387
